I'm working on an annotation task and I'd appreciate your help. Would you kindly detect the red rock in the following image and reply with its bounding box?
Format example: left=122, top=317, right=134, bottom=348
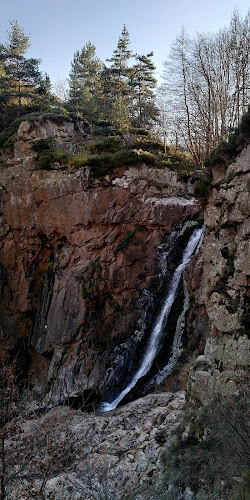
left=0, top=120, right=201, bottom=402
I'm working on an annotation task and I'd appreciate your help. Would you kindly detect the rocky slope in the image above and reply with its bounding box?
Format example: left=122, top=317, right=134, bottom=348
left=5, top=392, right=186, bottom=500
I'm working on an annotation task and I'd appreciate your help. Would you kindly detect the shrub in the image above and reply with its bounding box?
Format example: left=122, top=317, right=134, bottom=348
left=67, top=153, right=89, bottom=169
left=239, top=105, right=250, bottom=136
left=32, top=139, right=68, bottom=170
left=32, top=138, right=54, bottom=152
left=0, top=119, right=22, bottom=151
left=194, top=177, right=211, bottom=198
left=93, top=121, right=118, bottom=136
left=89, top=136, right=121, bottom=153
left=67, top=146, right=197, bottom=179
left=130, top=127, right=151, bottom=136
left=204, top=106, right=250, bottom=169
left=161, top=396, right=250, bottom=498
left=36, top=150, right=57, bottom=169
left=230, top=471, right=250, bottom=500
left=115, top=226, right=147, bottom=255
left=126, top=137, right=166, bottom=153
left=204, top=138, right=238, bottom=168
left=0, top=156, right=5, bottom=168
left=80, top=149, right=158, bottom=178
left=37, top=111, right=72, bottom=124
left=0, top=110, right=71, bottom=152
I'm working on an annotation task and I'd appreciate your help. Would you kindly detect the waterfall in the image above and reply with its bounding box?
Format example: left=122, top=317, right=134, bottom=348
left=99, top=227, right=203, bottom=412
left=149, top=282, right=189, bottom=386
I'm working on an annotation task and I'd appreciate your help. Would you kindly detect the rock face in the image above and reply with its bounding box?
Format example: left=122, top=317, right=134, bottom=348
left=188, top=145, right=250, bottom=403
left=1, top=119, right=249, bottom=500
left=0, top=119, right=200, bottom=405
left=5, top=391, right=186, bottom=500
left=13, top=119, right=77, bottom=163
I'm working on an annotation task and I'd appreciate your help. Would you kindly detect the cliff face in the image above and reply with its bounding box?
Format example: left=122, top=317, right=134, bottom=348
left=0, top=120, right=200, bottom=405
left=1, top=120, right=249, bottom=500
left=187, top=145, right=250, bottom=403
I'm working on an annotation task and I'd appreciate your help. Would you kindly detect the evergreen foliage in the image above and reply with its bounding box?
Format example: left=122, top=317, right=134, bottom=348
left=32, top=138, right=68, bottom=169
left=0, top=22, right=159, bottom=137
left=115, top=228, right=137, bottom=254
left=193, top=177, right=211, bottom=198
left=106, top=25, right=133, bottom=99
left=4, top=21, right=42, bottom=107
left=32, top=131, right=196, bottom=179
left=67, top=25, right=158, bottom=134
left=0, top=110, right=72, bottom=151
left=130, top=52, right=158, bottom=128
left=110, top=95, right=131, bottom=133
left=0, top=21, right=55, bottom=133
left=68, top=42, right=103, bottom=130
left=204, top=104, right=250, bottom=168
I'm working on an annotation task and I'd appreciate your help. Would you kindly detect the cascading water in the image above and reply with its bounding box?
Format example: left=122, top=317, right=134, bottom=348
left=149, top=282, right=189, bottom=386
left=99, top=227, right=203, bottom=412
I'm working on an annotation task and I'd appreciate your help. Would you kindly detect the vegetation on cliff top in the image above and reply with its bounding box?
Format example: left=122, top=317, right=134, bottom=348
left=192, top=105, right=250, bottom=199
left=30, top=133, right=197, bottom=178
left=204, top=104, right=250, bottom=169
left=160, top=10, right=250, bottom=166
left=0, top=22, right=158, bottom=138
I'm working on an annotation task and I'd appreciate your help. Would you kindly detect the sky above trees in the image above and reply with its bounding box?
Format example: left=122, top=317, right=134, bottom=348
left=0, top=0, right=249, bottom=87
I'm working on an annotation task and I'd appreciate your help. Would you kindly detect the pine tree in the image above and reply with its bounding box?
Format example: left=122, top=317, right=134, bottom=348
left=111, top=95, right=131, bottom=133
left=98, top=65, right=114, bottom=121
left=107, top=25, right=133, bottom=99
left=4, top=21, right=43, bottom=108
left=37, top=73, right=53, bottom=110
left=68, top=42, right=103, bottom=129
left=105, top=25, right=134, bottom=130
left=0, top=44, right=9, bottom=112
left=130, top=52, right=158, bottom=128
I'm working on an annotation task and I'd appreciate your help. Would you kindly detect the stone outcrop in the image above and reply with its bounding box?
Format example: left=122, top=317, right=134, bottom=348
left=13, top=119, right=77, bottom=163
left=1, top=119, right=249, bottom=408
left=188, top=144, right=250, bottom=403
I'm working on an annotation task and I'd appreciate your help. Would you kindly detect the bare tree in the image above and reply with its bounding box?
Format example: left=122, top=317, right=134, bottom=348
left=160, top=9, right=250, bottom=165
left=53, top=78, right=69, bottom=102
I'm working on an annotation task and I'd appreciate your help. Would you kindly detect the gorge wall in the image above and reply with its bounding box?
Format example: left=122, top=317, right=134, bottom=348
left=0, top=119, right=202, bottom=408
left=0, top=119, right=249, bottom=411
left=1, top=119, right=249, bottom=499
left=187, top=145, right=250, bottom=404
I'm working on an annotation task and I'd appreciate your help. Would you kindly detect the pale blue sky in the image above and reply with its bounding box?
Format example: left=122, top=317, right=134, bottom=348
left=0, top=0, right=249, bottom=86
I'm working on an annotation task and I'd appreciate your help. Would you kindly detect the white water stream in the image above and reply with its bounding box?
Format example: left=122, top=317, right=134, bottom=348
left=99, top=228, right=203, bottom=412
left=149, top=282, right=189, bottom=386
